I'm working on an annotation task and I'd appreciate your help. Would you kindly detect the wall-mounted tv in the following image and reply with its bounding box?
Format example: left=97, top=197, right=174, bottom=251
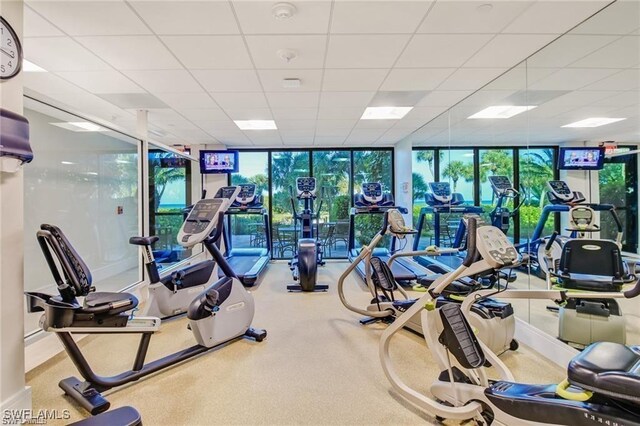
left=199, top=150, right=239, bottom=174
left=557, top=147, right=605, bottom=170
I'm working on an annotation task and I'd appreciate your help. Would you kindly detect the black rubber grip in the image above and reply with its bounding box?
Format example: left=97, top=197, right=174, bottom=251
left=545, top=232, right=558, bottom=251
left=462, top=217, right=477, bottom=267
left=624, top=278, right=640, bottom=299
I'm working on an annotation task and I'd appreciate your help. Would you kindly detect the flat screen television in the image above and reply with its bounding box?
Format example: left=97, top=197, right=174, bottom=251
left=557, top=147, right=605, bottom=170
left=199, top=150, right=239, bottom=174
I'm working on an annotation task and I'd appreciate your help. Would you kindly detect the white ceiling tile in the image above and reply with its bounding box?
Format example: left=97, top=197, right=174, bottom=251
left=265, top=92, right=320, bottom=108
left=582, top=69, right=640, bottom=91
left=24, top=72, right=89, bottom=96
left=24, top=37, right=110, bottom=71
left=314, top=136, right=347, bottom=145
left=465, top=34, right=557, bottom=68
left=280, top=129, right=315, bottom=139
left=394, top=106, right=446, bottom=128
left=316, top=119, right=357, bottom=130
left=123, top=70, right=202, bottom=93
left=56, top=70, right=145, bottom=94
left=417, top=1, right=532, bottom=34
left=76, top=36, right=182, bottom=70
left=572, top=0, right=640, bottom=35
left=503, top=1, right=610, bottom=34
left=317, top=106, right=365, bottom=120
left=129, top=1, right=240, bottom=35
left=314, top=127, right=352, bottom=138
left=193, top=70, right=262, bottom=92
left=246, top=130, right=282, bottom=145
left=416, top=90, right=472, bottom=107
left=593, top=91, right=640, bottom=108
left=322, top=69, right=388, bottom=91
left=206, top=130, right=253, bottom=145
left=319, top=92, right=375, bottom=108
left=24, top=6, right=64, bottom=37
left=353, top=120, right=396, bottom=130
left=195, top=120, right=240, bottom=132
left=27, top=1, right=151, bottom=36
left=529, top=68, right=621, bottom=91
left=326, top=35, right=410, bottom=69
left=272, top=108, right=318, bottom=120
left=148, top=109, right=196, bottom=129
left=224, top=108, right=273, bottom=120
left=161, top=36, right=252, bottom=69
left=257, top=69, right=323, bottom=92
left=275, top=120, right=316, bottom=130
left=396, top=34, right=493, bottom=68
left=212, top=92, right=269, bottom=109
left=527, top=35, right=620, bottom=68
left=173, top=128, right=212, bottom=141
left=154, top=92, right=218, bottom=110
left=232, top=1, right=331, bottom=34
left=570, top=36, right=640, bottom=69
left=380, top=68, right=455, bottom=91
left=331, top=1, right=432, bottom=34
left=437, top=68, right=507, bottom=91
left=345, top=129, right=387, bottom=144
left=246, top=35, right=327, bottom=69
left=179, top=108, right=229, bottom=122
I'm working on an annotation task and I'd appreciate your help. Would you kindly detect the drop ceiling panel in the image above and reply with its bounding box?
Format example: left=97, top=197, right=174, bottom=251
left=570, top=36, right=640, bottom=69
left=417, top=1, right=532, bottom=34
left=322, top=69, right=388, bottom=91
left=24, top=6, right=64, bottom=37
left=502, top=1, right=610, bottom=34
left=317, top=106, right=365, bottom=120
left=27, top=1, right=151, bottom=36
left=313, top=136, right=347, bottom=145
left=245, top=35, right=327, bottom=69
left=527, top=35, right=620, bottom=68
left=232, top=1, right=331, bottom=34
left=273, top=119, right=316, bottom=130
left=318, top=92, right=375, bottom=108
left=316, top=119, right=358, bottom=130
left=437, top=68, right=507, bottom=91
left=345, top=129, right=387, bottom=144
left=272, top=108, right=319, bottom=120
left=416, top=90, right=472, bottom=107
left=258, top=69, right=323, bottom=92
left=178, top=108, right=229, bottom=122
left=56, top=70, right=145, bottom=94
left=193, top=70, right=262, bottom=92
left=195, top=120, right=240, bottom=132
left=326, top=35, right=410, bottom=69
left=331, top=1, right=432, bottom=34
left=528, top=68, right=619, bottom=91
left=582, top=69, right=640, bottom=91
left=129, top=1, right=240, bottom=35
left=314, top=127, right=351, bottom=138
left=396, top=34, right=493, bottom=68
left=353, top=120, right=396, bottom=130
left=24, top=72, right=90, bottom=95
left=154, top=93, right=219, bottom=110
left=161, top=36, right=253, bottom=69
left=380, top=68, right=455, bottom=91
left=224, top=108, right=273, bottom=120
left=246, top=130, right=282, bottom=145
left=123, top=70, right=203, bottom=93
left=572, top=0, right=640, bottom=35
left=266, top=92, right=320, bottom=109
left=466, top=34, right=557, bottom=68
left=211, top=92, right=269, bottom=109
left=24, top=37, right=110, bottom=71
left=76, top=36, right=182, bottom=70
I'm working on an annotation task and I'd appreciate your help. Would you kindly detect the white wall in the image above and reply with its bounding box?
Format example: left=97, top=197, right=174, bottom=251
left=0, top=0, right=32, bottom=417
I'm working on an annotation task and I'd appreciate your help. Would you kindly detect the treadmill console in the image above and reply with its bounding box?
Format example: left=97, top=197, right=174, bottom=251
left=547, top=180, right=574, bottom=203
left=489, top=176, right=515, bottom=196
left=362, top=182, right=383, bottom=204
left=428, top=182, right=453, bottom=204
left=296, top=177, right=316, bottom=198
left=476, top=226, right=519, bottom=269
left=179, top=186, right=240, bottom=247
left=235, top=184, right=257, bottom=205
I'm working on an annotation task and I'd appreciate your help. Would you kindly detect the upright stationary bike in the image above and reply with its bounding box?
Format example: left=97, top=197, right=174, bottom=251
left=287, top=177, right=328, bottom=292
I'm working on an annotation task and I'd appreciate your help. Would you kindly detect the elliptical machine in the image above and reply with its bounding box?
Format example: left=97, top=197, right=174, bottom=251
left=487, top=175, right=524, bottom=235
left=25, top=186, right=266, bottom=415
left=287, top=177, right=328, bottom=292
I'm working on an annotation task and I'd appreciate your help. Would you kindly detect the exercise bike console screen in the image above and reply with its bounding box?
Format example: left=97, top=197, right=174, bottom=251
left=557, top=147, right=605, bottom=170
left=428, top=182, right=452, bottom=203
left=488, top=176, right=514, bottom=195
left=362, top=182, right=383, bottom=203
left=296, top=177, right=316, bottom=196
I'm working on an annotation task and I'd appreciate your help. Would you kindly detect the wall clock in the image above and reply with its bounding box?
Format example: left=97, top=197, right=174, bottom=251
left=0, top=16, right=22, bottom=80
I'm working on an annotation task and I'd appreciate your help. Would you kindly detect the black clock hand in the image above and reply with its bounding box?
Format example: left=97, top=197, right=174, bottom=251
left=0, top=47, right=15, bottom=58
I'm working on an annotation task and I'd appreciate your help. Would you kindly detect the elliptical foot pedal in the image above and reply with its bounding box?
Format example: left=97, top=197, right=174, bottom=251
left=245, top=327, right=267, bottom=342
left=59, top=377, right=110, bottom=415
left=68, top=406, right=142, bottom=426
left=438, top=303, right=485, bottom=369
left=286, top=284, right=328, bottom=292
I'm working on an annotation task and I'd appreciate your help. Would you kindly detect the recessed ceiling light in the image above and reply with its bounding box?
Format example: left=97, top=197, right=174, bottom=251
left=60, top=161, right=76, bottom=165
left=50, top=121, right=104, bottom=132
left=361, top=107, right=413, bottom=120
left=234, top=120, right=277, bottom=130
left=23, top=59, right=47, bottom=72
left=562, top=117, right=626, bottom=128
left=468, top=105, right=536, bottom=119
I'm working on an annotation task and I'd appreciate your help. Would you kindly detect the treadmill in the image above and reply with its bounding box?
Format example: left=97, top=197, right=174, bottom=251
left=216, top=184, right=271, bottom=286
left=348, top=182, right=431, bottom=284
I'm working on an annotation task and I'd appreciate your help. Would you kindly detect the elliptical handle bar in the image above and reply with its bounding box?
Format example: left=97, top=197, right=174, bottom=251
left=545, top=231, right=559, bottom=252
left=461, top=217, right=478, bottom=267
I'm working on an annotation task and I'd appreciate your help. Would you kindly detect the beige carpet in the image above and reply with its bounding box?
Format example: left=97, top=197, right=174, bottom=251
left=27, top=262, right=564, bottom=425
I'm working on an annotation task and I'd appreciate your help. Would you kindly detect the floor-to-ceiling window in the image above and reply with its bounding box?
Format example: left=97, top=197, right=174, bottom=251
left=412, top=149, right=437, bottom=249
left=479, top=148, right=515, bottom=240
left=518, top=148, right=557, bottom=242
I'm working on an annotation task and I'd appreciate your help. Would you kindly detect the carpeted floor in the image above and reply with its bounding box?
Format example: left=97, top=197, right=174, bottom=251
left=27, top=262, right=564, bottom=425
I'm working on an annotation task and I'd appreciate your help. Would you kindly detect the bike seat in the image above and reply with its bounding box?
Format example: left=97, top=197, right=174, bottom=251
left=129, top=236, right=160, bottom=246
left=83, top=292, right=138, bottom=315
left=568, top=341, right=640, bottom=404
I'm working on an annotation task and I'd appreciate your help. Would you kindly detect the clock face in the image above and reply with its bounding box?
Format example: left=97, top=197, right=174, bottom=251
left=0, top=17, right=22, bottom=80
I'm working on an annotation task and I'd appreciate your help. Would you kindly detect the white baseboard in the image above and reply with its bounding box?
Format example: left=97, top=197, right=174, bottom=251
left=1, top=387, right=32, bottom=424
left=514, top=318, right=579, bottom=368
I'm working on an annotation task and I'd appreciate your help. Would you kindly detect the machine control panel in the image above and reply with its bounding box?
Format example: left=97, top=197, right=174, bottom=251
left=296, top=177, right=316, bottom=198
left=489, top=175, right=515, bottom=196
left=362, top=182, right=383, bottom=203
left=236, top=184, right=257, bottom=205
left=216, top=186, right=240, bottom=200
left=476, top=226, right=519, bottom=268
left=429, top=182, right=453, bottom=203
left=569, top=206, right=597, bottom=231
left=547, top=180, right=574, bottom=202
